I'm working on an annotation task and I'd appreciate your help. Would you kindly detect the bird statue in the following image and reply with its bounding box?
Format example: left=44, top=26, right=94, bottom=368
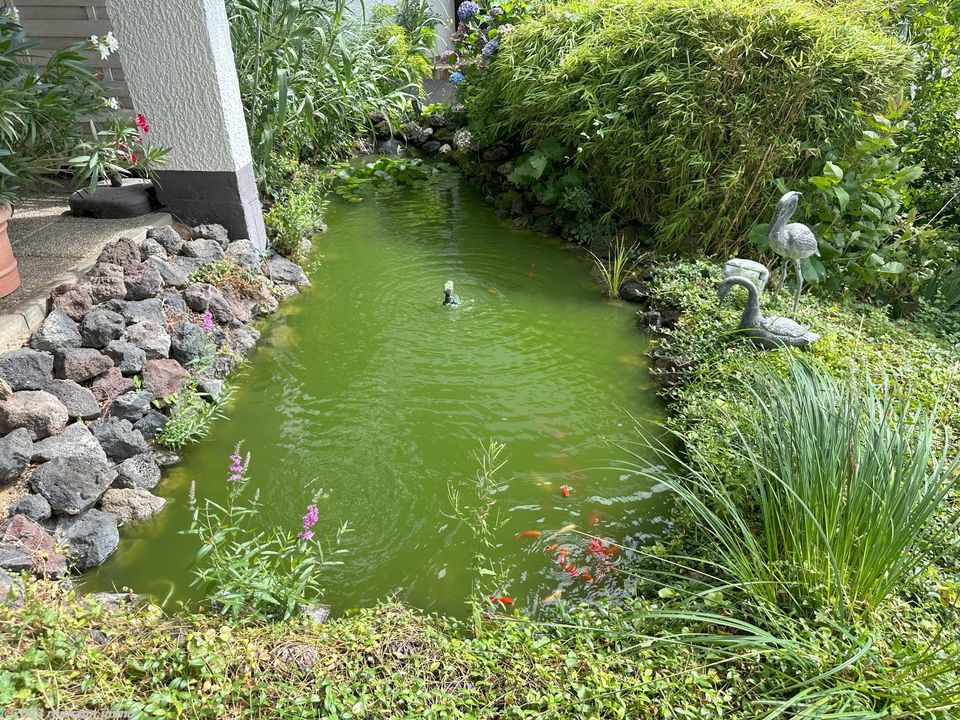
left=767, top=190, right=820, bottom=315
left=718, top=276, right=819, bottom=349
left=443, top=280, right=461, bottom=307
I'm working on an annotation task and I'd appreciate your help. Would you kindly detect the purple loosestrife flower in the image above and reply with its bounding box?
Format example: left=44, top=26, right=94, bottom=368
left=299, top=503, right=319, bottom=540
left=457, top=1, right=480, bottom=20
left=450, top=71, right=466, bottom=85
left=227, top=444, right=248, bottom=483
left=201, top=310, right=214, bottom=332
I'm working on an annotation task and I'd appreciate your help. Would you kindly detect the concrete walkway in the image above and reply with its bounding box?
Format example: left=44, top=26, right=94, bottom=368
left=1, top=192, right=170, bottom=351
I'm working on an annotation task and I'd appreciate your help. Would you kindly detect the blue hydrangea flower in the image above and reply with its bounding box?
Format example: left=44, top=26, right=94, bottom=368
left=450, top=71, right=466, bottom=85
left=457, top=1, right=480, bottom=20
left=481, top=37, right=500, bottom=58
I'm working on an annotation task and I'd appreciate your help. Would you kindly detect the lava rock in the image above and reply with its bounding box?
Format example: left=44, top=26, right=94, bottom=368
left=114, top=452, right=161, bottom=490
left=87, top=262, right=127, bottom=303
left=423, top=140, right=441, bottom=154
left=0, top=391, right=68, bottom=440
left=89, top=368, right=135, bottom=406
left=229, top=326, right=261, bottom=356
left=97, top=237, right=141, bottom=270
left=0, top=428, right=32, bottom=483
left=30, top=456, right=115, bottom=516
left=146, top=255, right=189, bottom=288
left=11, top=494, right=51, bottom=523
left=618, top=279, right=645, bottom=303
left=80, top=308, right=126, bottom=348
left=50, top=282, right=94, bottom=322
left=120, top=298, right=165, bottom=326
left=147, top=225, right=184, bottom=255
left=172, top=256, right=205, bottom=275
left=43, top=380, right=100, bottom=420
left=161, top=288, right=187, bottom=314
left=123, top=321, right=171, bottom=360
left=32, top=422, right=108, bottom=465
left=0, top=514, right=67, bottom=577
left=225, top=239, right=264, bottom=270
left=89, top=417, right=148, bottom=462
left=198, top=377, right=224, bottom=402
left=183, top=283, right=233, bottom=324
left=110, top=390, right=154, bottom=423
left=267, top=256, right=309, bottom=286
left=124, top=261, right=164, bottom=301
left=54, top=347, right=114, bottom=383
left=139, top=238, right=167, bottom=260
left=141, top=359, right=190, bottom=398
left=182, top=238, right=225, bottom=261
left=134, top=410, right=168, bottom=441
left=103, top=340, right=146, bottom=376
left=29, top=309, right=82, bottom=352
left=53, top=509, right=119, bottom=570
left=194, top=223, right=230, bottom=248
left=0, top=348, right=54, bottom=391
left=99, top=488, right=165, bottom=525
left=170, top=321, right=207, bottom=366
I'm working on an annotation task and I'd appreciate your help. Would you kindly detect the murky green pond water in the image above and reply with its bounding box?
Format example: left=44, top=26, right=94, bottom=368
left=84, top=174, right=668, bottom=616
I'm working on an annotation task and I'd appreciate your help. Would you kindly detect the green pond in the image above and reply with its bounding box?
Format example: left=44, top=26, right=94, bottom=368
left=84, top=174, right=669, bottom=616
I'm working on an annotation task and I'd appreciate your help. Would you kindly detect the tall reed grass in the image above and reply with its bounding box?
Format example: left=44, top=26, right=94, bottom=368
left=621, top=359, right=960, bottom=616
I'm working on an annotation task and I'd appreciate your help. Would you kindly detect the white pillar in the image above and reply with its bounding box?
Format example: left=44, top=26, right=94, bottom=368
left=105, top=0, right=267, bottom=249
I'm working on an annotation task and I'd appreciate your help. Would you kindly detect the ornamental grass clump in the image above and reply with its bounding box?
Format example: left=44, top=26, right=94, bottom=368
left=623, top=359, right=960, bottom=617
left=468, top=0, right=916, bottom=255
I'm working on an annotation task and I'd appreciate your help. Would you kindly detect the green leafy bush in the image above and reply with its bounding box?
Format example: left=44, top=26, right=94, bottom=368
left=468, top=0, right=916, bottom=255
left=263, top=161, right=329, bottom=260
left=227, top=0, right=431, bottom=193
left=902, top=0, right=960, bottom=225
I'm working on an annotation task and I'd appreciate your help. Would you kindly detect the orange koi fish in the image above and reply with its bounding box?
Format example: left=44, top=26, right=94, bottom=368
left=589, top=510, right=601, bottom=527
left=490, top=595, right=514, bottom=606
left=581, top=571, right=594, bottom=582
left=515, top=530, right=542, bottom=540
left=545, top=543, right=559, bottom=552
left=560, top=485, right=572, bottom=497
left=486, top=287, right=498, bottom=295
left=557, top=547, right=569, bottom=565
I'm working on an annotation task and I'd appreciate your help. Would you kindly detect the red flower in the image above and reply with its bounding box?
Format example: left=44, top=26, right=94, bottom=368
left=117, top=142, right=127, bottom=152
left=95, top=71, right=104, bottom=80
left=135, top=113, right=151, bottom=134
left=129, top=152, right=138, bottom=164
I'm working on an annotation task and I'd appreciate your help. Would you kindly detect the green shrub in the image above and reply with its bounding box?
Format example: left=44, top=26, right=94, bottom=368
left=226, top=0, right=424, bottom=193
left=468, top=0, right=916, bottom=255
left=901, top=0, right=960, bottom=226
left=263, top=161, right=329, bottom=260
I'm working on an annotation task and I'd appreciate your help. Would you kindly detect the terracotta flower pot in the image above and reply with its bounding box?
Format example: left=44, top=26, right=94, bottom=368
left=0, top=204, right=22, bottom=298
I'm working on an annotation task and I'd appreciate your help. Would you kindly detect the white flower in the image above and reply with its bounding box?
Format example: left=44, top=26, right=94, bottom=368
left=942, top=66, right=954, bottom=78
left=105, top=31, right=119, bottom=52
left=6, top=6, right=20, bottom=23
left=90, top=34, right=99, bottom=44
left=955, top=108, right=960, bottom=120
left=106, top=97, right=120, bottom=110
left=910, top=84, right=917, bottom=100
left=97, top=43, right=110, bottom=60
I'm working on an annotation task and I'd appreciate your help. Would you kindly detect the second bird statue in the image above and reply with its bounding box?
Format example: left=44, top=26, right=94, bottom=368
left=767, top=190, right=819, bottom=315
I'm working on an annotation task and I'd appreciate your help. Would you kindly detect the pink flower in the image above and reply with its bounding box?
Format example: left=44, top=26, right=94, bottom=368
left=299, top=503, right=319, bottom=540
left=129, top=152, right=138, bottom=164
left=227, top=445, right=248, bottom=482
left=135, top=113, right=150, bottom=134
left=201, top=310, right=214, bottom=332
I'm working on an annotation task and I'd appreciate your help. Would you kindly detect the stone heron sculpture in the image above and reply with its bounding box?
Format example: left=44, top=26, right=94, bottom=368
left=443, top=280, right=461, bottom=307
left=718, top=276, right=819, bottom=349
left=768, top=190, right=820, bottom=315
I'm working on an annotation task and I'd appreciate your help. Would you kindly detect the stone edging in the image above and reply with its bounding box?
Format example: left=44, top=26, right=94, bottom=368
left=0, top=213, right=173, bottom=353
left=0, top=223, right=309, bottom=578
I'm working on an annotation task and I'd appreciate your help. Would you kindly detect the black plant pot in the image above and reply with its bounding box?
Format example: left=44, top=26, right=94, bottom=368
left=69, top=182, right=157, bottom=219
